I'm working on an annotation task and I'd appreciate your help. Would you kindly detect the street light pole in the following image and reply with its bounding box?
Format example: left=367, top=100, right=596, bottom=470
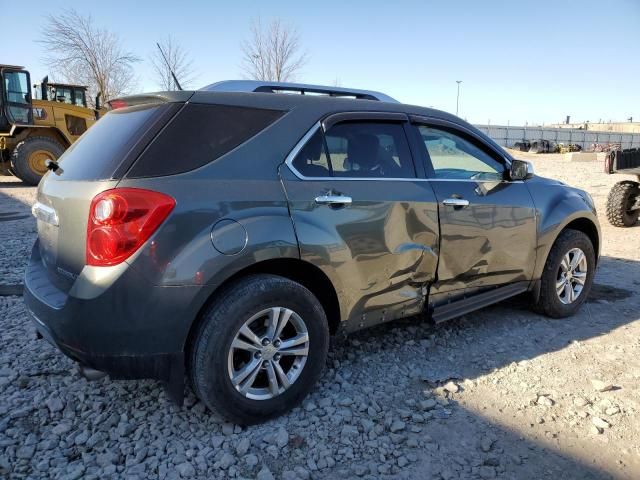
left=456, top=80, right=462, bottom=116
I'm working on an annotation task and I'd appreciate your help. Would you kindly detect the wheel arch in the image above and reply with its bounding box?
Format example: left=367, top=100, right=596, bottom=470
left=25, top=127, right=71, bottom=148
left=563, top=217, right=600, bottom=263
left=542, top=214, right=601, bottom=271
left=184, top=257, right=343, bottom=355
left=8, top=127, right=71, bottom=151
left=531, top=213, right=600, bottom=302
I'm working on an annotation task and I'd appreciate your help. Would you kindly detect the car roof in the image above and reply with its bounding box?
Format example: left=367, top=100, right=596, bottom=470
left=116, top=83, right=479, bottom=143
left=117, top=80, right=454, bottom=121
left=188, top=89, right=460, bottom=124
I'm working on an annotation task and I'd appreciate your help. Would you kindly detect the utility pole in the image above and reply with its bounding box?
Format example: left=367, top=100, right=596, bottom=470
left=455, top=80, right=462, bottom=116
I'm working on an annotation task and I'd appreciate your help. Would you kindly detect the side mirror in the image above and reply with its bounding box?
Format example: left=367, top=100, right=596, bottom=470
left=510, top=159, right=534, bottom=181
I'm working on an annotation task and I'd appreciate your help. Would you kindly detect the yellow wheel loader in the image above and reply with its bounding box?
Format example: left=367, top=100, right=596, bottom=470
left=0, top=64, right=104, bottom=185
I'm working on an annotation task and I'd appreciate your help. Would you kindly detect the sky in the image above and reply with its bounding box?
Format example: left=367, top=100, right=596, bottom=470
left=3, top=0, right=639, bottom=126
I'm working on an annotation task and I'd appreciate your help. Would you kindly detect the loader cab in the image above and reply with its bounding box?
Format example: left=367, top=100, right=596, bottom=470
left=40, top=77, right=88, bottom=108
left=0, top=65, right=33, bottom=132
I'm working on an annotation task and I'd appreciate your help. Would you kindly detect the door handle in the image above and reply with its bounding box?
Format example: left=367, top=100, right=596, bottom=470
left=315, top=194, right=352, bottom=206
left=442, top=198, right=470, bottom=207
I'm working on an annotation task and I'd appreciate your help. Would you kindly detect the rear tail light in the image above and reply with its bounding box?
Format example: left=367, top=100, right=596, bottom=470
left=108, top=99, right=128, bottom=110
left=86, top=188, right=175, bottom=266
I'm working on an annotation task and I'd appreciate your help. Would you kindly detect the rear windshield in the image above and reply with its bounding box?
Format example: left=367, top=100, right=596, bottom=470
left=54, top=104, right=163, bottom=180
left=127, top=103, right=285, bottom=178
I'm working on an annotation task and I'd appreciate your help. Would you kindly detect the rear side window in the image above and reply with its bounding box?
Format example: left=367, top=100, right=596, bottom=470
left=55, top=104, right=163, bottom=180
left=291, top=129, right=331, bottom=177
left=128, top=104, right=285, bottom=178
left=292, top=122, right=416, bottom=179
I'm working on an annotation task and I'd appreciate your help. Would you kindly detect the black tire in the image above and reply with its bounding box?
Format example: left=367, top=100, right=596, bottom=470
left=189, top=274, right=329, bottom=425
left=533, top=229, right=596, bottom=318
left=606, top=180, right=640, bottom=227
left=10, top=136, right=65, bottom=186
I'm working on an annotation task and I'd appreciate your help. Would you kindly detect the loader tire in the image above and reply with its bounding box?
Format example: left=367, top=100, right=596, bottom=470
left=606, top=180, right=640, bottom=227
left=11, top=136, right=65, bottom=186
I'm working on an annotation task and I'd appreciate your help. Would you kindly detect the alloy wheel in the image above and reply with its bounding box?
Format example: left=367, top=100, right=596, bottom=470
left=556, top=248, right=588, bottom=305
left=227, top=307, right=309, bottom=400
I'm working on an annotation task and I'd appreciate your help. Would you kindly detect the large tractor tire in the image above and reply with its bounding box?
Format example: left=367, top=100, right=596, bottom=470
left=10, top=136, right=65, bottom=186
left=606, top=180, right=640, bottom=227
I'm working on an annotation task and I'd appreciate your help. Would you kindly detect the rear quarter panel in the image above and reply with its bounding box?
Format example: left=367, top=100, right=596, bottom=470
left=116, top=177, right=299, bottom=288
left=114, top=105, right=316, bottom=290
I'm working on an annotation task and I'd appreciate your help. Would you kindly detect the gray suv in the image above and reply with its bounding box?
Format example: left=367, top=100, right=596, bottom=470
left=24, top=81, right=600, bottom=424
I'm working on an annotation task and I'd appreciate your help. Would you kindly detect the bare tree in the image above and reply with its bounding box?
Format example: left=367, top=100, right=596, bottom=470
left=38, top=9, right=139, bottom=106
left=150, top=35, right=196, bottom=90
left=241, top=18, right=307, bottom=82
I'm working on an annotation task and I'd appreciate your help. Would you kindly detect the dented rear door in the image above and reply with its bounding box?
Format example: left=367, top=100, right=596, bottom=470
left=281, top=116, right=439, bottom=329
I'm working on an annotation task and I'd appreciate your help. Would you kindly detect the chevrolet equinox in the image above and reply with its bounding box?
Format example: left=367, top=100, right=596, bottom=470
left=25, top=80, right=600, bottom=424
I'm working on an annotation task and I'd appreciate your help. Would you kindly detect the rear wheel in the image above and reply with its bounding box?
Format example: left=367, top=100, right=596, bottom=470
left=189, top=274, right=329, bottom=424
left=533, top=229, right=596, bottom=318
left=10, top=136, right=65, bottom=185
left=606, top=180, right=640, bottom=227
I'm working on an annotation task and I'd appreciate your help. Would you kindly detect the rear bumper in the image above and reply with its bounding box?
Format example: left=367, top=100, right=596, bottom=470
left=23, top=241, right=204, bottom=383
left=27, top=306, right=181, bottom=381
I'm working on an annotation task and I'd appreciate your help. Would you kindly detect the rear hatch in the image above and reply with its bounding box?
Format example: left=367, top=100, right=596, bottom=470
left=32, top=93, right=190, bottom=294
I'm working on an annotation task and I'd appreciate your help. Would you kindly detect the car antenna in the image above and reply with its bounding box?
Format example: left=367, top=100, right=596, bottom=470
left=156, top=42, right=183, bottom=91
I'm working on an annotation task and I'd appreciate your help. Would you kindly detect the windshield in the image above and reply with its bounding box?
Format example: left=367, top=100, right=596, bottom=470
left=54, top=104, right=164, bottom=180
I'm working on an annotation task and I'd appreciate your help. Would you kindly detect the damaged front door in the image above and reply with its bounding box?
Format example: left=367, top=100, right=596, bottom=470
left=413, top=121, right=537, bottom=303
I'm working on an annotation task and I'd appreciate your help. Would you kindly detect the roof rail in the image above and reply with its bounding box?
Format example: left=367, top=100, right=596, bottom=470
left=200, top=80, right=398, bottom=103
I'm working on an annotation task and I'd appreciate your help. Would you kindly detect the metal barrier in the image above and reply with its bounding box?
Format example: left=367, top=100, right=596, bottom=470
left=608, top=148, right=640, bottom=173
left=475, top=124, right=640, bottom=151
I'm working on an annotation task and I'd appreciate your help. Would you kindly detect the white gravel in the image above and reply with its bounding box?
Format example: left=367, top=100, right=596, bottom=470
left=1, top=152, right=639, bottom=479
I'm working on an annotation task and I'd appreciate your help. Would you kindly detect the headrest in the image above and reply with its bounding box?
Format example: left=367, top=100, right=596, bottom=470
left=347, top=134, right=380, bottom=169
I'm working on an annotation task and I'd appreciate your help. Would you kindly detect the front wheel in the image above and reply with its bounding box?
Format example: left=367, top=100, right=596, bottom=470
left=189, top=274, right=329, bottom=424
left=533, top=229, right=596, bottom=318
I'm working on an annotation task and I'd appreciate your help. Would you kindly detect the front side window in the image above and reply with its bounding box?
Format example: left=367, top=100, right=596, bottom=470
left=3, top=70, right=31, bottom=123
left=418, top=125, right=505, bottom=181
left=292, top=121, right=415, bottom=179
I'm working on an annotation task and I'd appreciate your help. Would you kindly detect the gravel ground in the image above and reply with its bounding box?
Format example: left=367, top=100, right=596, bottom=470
left=0, top=153, right=639, bottom=479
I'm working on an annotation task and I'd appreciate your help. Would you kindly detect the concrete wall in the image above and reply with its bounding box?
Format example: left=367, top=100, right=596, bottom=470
left=475, top=124, right=640, bottom=150
left=548, top=123, right=640, bottom=134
